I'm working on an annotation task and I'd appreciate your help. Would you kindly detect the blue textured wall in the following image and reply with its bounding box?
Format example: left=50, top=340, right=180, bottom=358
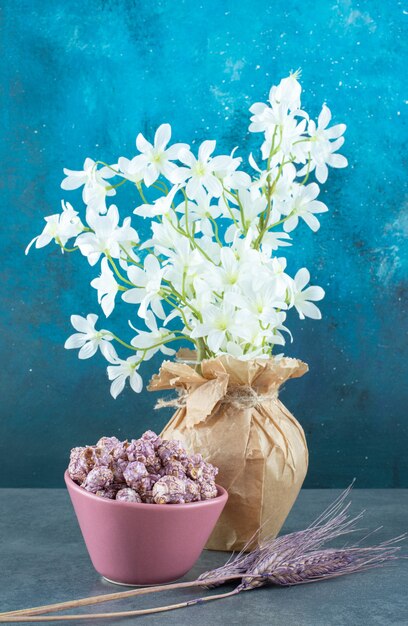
left=1, top=0, right=407, bottom=487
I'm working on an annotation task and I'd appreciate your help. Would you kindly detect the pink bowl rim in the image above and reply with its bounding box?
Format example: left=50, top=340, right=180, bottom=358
left=64, top=471, right=228, bottom=510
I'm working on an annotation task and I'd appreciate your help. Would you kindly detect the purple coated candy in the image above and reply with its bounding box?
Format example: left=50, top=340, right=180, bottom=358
left=152, top=476, right=187, bottom=504
left=95, top=487, right=117, bottom=499
left=199, top=480, right=218, bottom=500
left=96, top=436, right=120, bottom=452
left=164, top=460, right=187, bottom=479
left=123, top=461, right=148, bottom=489
left=116, top=488, right=142, bottom=503
left=157, top=440, right=187, bottom=465
left=82, top=466, right=114, bottom=494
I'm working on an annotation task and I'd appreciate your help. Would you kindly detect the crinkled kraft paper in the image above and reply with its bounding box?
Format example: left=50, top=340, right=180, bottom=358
left=149, top=352, right=309, bottom=552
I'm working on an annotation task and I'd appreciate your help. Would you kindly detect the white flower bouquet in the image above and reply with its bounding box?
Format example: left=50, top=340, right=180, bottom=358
left=28, top=71, right=346, bottom=399
left=28, top=72, right=347, bottom=550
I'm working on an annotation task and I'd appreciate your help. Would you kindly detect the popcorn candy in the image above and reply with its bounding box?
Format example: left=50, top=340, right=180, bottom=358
left=164, top=460, right=187, bottom=479
left=184, top=478, right=201, bottom=503
left=68, top=447, right=90, bottom=483
left=68, top=445, right=102, bottom=483
left=92, top=446, right=112, bottom=468
left=152, top=476, right=187, bottom=504
left=157, top=440, right=187, bottom=466
left=68, top=431, right=219, bottom=504
left=137, top=475, right=159, bottom=499
left=111, top=440, right=129, bottom=461
left=199, top=480, right=218, bottom=500
left=110, top=457, right=128, bottom=483
left=127, top=438, right=156, bottom=465
left=201, top=460, right=218, bottom=482
left=141, top=491, right=155, bottom=504
left=141, top=430, right=162, bottom=450
left=123, top=461, right=148, bottom=489
left=116, top=488, right=142, bottom=503
left=82, top=466, right=114, bottom=494
left=96, top=436, right=121, bottom=453
left=184, top=453, right=204, bottom=479
left=95, top=487, right=117, bottom=499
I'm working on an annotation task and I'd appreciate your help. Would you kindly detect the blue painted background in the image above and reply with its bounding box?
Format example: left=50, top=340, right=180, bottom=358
left=1, top=0, right=407, bottom=487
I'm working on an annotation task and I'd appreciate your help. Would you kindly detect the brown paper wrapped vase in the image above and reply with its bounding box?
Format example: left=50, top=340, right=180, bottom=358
left=148, top=352, right=309, bottom=552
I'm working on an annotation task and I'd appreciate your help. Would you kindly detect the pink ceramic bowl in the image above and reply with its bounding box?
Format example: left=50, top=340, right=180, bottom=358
left=65, top=471, right=228, bottom=585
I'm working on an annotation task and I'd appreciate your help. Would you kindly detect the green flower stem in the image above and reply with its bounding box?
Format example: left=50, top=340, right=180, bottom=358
left=255, top=155, right=293, bottom=249
left=181, top=189, right=190, bottom=237
left=208, top=215, right=222, bottom=245
left=109, top=332, right=196, bottom=357
left=196, top=338, right=207, bottom=363
left=267, top=213, right=294, bottom=229
left=95, top=161, right=121, bottom=175
left=222, top=190, right=239, bottom=227
left=106, top=178, right=128, bottom=191
left=162, top=284, right=202, bottom=322
left=59, top=244, right=79, bottom=253
left=106, top=255, right=134, bottom=286
left=301, top=152, right=312, bottom=185
left=152, top=180, right=169, bottom=194
left=159, top=290, right=193, bottom=331
left=118, top=245, right=143, bottom=268
left=137, top=184, right=149, bottom=204
left=166, top=215, right=216, bottom=265
left=108, top=334, right=136, bottom=351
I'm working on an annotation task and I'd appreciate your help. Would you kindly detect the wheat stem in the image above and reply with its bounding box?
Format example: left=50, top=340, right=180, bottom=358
left=0, top=589, right=240, bottom=623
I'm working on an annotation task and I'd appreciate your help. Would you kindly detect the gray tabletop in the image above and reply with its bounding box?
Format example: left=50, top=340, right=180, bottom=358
left=0, top=489, right=407, bottom=625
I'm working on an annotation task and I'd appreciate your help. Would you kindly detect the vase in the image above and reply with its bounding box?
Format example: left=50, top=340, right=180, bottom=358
left=149, top=354, right=309, bottom=552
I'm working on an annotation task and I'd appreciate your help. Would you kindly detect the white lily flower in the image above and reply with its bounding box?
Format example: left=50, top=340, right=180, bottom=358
left=106, top=353, right=143, bottom=398
left=224, top=341, right=268, bottom=360
left=117, top=156, right=145, bottom=184
left=132, top=124, right=189, bottom=187
left=26, top=201, right=84, bottom=254
left=282, top=183, right=328, bottom=233
left=292, top=268, right=325, bottom=319
left=228, top=279, right=287, bottom=320
left=134, top=184, right=179, bottom=218
left=61, top=158, right=116, bottom=214
left=163, top=238, right=206, bottom=295
left=261, top=231, right=292, bottom=255
left=64, top=314, right=115, bottom=360
left=170, top=140, right=231, bottom=199
left=130, top=311, right=176, bottom=360
left=141, top=213, right=183, bottom=257
left=76, top=205, right=139, bottom=266
left=61, top=158, right=115, bottom=190
left=299, top=105, right=347, bottom=183
left=191, top=301, right=237, bottom=353
left=123, top=254, right=165, bottom=319
left=90, top=258, right=118, bottom=317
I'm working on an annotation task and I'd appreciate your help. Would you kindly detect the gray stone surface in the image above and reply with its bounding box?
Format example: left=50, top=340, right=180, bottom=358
left=0, top=489, right=407, bottom=625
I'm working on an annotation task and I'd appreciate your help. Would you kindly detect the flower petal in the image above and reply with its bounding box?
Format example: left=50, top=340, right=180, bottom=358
left=302, top=286, right=325, bottom=301
left=198, top=140, right=216, bottom=163
left=328, top=154, right=348, bottom=168
left=318, top=105, right=331, bottom=129
left=129, top=370, right=143, bottom=393
left=154, top=123, right=171, bottom=150
left=136, top=133, right=152, bottom=154
left=70, top=314, right=92, bottom=333
left=298, top=300, right=322, bottom=319
left=78, top=341, right=98, bottom=359
left=295, top=268, right=310, bottom=291
left=110, top=374, right=127, bottom=399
